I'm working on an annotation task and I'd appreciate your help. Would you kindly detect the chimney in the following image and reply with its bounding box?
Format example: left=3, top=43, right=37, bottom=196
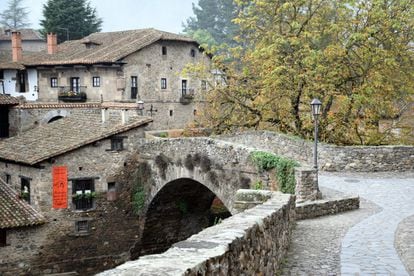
left=121, top=109, right=129, bottom=125
left=47, top=33, right=57, bottom=54
left=101, top=108, right=108, bottom=123
left=11, top=31, right=22, bottom=62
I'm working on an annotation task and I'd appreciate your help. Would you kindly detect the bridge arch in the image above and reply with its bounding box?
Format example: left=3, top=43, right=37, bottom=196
left=131, top=178, right=230, bottom=258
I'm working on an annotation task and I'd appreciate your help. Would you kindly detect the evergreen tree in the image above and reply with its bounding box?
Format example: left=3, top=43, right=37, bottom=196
left=0, top=0, right=30, bottom=29
left=183, top=0, right=238, bottom=47
left=40, top=0, right=102, bottom=43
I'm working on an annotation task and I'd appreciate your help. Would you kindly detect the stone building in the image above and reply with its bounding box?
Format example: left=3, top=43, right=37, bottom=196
left=0, top=28, right=214, bottom=131
left=0, top=94, right=19, bottom=137
left=0, top=112, right=153, bottom=275
left=0, top=28, right=45, bottom=52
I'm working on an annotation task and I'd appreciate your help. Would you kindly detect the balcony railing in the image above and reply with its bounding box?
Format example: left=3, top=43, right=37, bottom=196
left=180, top=88, right=195, bottom=105
left=58, top=86, right=87, bottom=102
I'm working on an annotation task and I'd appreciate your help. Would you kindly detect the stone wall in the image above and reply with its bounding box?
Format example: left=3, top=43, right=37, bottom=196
left=0, top=125, right=150, bottom=275
left=99, top=192, right=295, bottom=276
left=295, top=196, right=360, bottom=220
left=217, top=131, right=414, bottom=172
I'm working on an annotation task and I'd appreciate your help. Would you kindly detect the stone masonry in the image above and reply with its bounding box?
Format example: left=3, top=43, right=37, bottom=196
left=217, top=131, right=414, bottom=172
left=99, top=191, right=295, bottom=276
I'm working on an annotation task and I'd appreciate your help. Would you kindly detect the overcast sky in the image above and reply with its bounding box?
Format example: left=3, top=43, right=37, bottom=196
left=0, top=0, right=197, bottom=34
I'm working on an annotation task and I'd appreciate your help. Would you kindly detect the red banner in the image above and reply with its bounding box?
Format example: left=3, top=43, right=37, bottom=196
left=52, top=166, right=68, bottom=209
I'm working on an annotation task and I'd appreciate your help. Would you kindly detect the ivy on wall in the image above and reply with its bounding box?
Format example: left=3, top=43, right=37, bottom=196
left=250, top=151, right=299, bottom=194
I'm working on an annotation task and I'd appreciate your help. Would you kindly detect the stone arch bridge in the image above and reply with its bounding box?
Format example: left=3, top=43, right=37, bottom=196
left=121, top=137, right=269, bottom=258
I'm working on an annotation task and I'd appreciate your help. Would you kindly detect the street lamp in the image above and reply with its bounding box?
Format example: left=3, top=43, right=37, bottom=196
left=137, top=100, right=144, bottom=115
left=310, top=98, right=322, bottom=170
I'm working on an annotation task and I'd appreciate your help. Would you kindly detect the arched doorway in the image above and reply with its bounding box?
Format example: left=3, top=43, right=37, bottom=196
left=131, top=178, right=231, bottom=259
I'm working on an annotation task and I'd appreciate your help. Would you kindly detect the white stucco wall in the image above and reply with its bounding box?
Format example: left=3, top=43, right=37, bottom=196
left=2, top=69, right=38, bottom=101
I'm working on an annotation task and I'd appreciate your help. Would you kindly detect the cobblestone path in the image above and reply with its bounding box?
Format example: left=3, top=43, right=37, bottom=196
left=282, top=172, right=414, bottom=275
left=281, top=188, right=381, bottom=275
left=320, top=172, right=414, bottom=275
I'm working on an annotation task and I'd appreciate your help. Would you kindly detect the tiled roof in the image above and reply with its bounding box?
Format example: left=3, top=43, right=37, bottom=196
left=23, top=28, right=197, bottom=66
left=0, top=94, right=19, bottom=105
left=0, top=113, right=152, bottom=165
left=16, top=102, right=101, bottom=109
left=0, top=179, right=45, bottom=229
left=0, top=28, right=44, bottom=41
left=0, top=50, right=38, bottom=69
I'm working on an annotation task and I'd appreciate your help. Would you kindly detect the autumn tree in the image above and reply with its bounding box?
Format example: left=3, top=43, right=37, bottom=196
left=183, top=0, right=239, bottom=47
left=197, top=0, right=414, bottom=145
left=0, top=0, right=30, bottom=29
left=40, top=0, right=102, bottom=43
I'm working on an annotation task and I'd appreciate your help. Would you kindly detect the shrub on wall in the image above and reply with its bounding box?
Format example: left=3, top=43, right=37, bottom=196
left=250, top=151, right=299, bottom=194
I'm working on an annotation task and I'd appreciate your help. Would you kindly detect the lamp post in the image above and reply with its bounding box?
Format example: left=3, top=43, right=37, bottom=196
left=310, top=98, right=322, bottom=170
left=137, top=100, right=144, bottom=116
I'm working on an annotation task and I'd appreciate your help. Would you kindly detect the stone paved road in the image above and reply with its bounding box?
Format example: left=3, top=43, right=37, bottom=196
left=320, top=172, right=414, bottom=276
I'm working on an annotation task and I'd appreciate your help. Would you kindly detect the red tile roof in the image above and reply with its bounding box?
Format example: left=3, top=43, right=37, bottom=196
left=0, top=28, right=44, bottom=41
left=0, top=113, right=152, bottom=165
left=0, top=179, right=45, bottom=229
left=0, top=94, right=19, bottom=105
left=23, top=28, right=197, bottom=66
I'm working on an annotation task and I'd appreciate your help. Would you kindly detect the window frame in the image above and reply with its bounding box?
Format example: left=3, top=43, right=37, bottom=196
left=72, top=179, right=95, bottom=211
left=50, top=77, right=58, bottom=88
left=131, top=76, right=138, bottom=99
left=92, top=76, right=100, bottom=87
left=20, top=177, right=31, bottom=204
left=161, top=78, right=167, bottom=89
left=111, top=137, right=124, bottom=151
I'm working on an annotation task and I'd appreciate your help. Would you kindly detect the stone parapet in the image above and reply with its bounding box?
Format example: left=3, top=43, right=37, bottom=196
left=98, top=192, right=295, bottom=276
left=217, top=131, right=414, bottom=172
left=295, top=196, right=360, bottom=220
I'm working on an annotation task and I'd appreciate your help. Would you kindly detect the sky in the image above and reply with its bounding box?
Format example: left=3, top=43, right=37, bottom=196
left=0, top=0, right=197, bottom=34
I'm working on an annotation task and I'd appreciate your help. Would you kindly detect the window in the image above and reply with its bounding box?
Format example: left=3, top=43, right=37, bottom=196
left=4, top=173, right=10, bottom=184
left=131, top=76, right=138, bottom=99
left=72, top=179, right=95, bottom=210
left=111, top=137, right=124, bottom=151
left=161, top=78, right=167, bottom=89
left=190, top=49, right=195, bottom=57
left=181, top=79, right=188, bottom=96
left=201, top=80, right=207, bottom=91
left=162, top=46, right=167, bottom=55
left=20, top=177, right=30, bottom=204
left=193, top=109, right=197, bottom=116
left=92, top=76, right=100, bottom=87
left=50, top=77, right=58, bottom=88
left=169, top=110, right=173, bottom=117
left=70, top=77, right=80, bottom=93
left=0, top=229, right=6, bottom=247
left=107, top=182, right=117, bottom=201
left=75, top=220, right=89, bottom=234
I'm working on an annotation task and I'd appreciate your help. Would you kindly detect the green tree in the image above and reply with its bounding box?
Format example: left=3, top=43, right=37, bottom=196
left=183, top=0, right=239, bottom=48
left=0, top=0, right=30, bottom=29
left=40, top=0, right=102, bottom=43
left=198, top=0, right=414, bottom=145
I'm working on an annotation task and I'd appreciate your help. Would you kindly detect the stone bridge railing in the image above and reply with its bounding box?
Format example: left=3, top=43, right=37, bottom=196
left=217, top=131, right=414, bottom=172
left=99, top=191, right=295, bottom=276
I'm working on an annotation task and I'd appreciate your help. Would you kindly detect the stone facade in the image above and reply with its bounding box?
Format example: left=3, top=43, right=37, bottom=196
left=99, top=192, right=295, bottom=276
left=218, top=131, right=414, bottom=172
left=0, top=126, right=149, bottom=275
